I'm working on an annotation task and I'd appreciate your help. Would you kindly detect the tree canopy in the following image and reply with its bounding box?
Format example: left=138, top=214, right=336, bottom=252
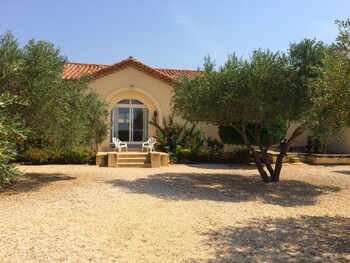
left=173, top=19, right=350, bottom=182
left=0, top=93, right=26, bottom=185
left=0, top=31, right=108, bottom=148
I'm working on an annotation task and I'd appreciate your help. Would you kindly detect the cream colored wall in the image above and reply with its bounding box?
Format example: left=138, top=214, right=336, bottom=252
left=286, top=124, right=309, bottom=148
left=286, top=124, right=350, bottom=153
left=89, top=67, right=350, bottom=153
left=327, top=129, right=350, bottom=153
left=89, top=67, right=174, bottom=150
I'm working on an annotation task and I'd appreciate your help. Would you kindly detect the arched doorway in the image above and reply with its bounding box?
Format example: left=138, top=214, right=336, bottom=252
left=111, top=99, right=149, bottom=143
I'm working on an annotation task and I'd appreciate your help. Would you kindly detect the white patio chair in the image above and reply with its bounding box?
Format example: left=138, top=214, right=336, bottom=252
left=142, top=138, right=157, bottom=152
left=112, top=137, right=128, bottom=152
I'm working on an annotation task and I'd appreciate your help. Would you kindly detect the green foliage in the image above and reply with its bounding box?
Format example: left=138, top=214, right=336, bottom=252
left=232, top=145, right=251, bottom=164
left=306, top=136, right=326, bottom=154
left=200, top=137, right=224, bottom=162
left=0, top=31, right=108, bottom=149
left=309, top=19, right=350, bottom=142
left=61, top=148, right=95, bottom=164
left=21, top=147, right=96, bottom=165
left=219, top=120, right=287, bottom=147
left=0, top=93, right=27, bottom=185
left=173, top=50, right=294, bottom=127
left=173, top=39, right=345, bottom=182
left=149, top=115, right=206, bottom=162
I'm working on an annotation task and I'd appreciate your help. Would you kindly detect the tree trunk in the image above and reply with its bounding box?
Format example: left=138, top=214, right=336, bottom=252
left=251, top=150, right=271, bottom=183
left=271, top=142, right=287, bottom=182
left=260, top=148, right=274, bottom=177
left=271, top=125, right=305, bottom=182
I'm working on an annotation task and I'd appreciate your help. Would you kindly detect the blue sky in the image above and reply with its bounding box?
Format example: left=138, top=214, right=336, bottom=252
left=1, top=0, right=349, bottom=69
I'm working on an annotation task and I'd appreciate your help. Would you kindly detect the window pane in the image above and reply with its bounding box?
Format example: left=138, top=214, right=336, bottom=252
left=118, top=100, right=129, bottom=104
left=131, top=100, right=142, bottom=105
left=132, top=108, right=144, bottom=141
left=117, top=108, right=130, bottom=141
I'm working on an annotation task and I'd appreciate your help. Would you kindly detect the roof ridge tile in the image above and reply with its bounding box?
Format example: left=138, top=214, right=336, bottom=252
left=62, top=57, right=201, bottom=81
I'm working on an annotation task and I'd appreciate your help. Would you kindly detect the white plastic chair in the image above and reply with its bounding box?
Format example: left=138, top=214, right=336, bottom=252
left=112, top=138, right=128, bottom=152
left=142, top=138, right=157, bottom=152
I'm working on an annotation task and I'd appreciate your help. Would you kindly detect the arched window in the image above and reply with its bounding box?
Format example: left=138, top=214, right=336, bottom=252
left=111, top=100, right=149, bottom=143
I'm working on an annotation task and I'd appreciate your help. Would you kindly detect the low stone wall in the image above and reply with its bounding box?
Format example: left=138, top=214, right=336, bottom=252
left=266, top=151, right=350, bottom=165
left=267, top=152, right=301, bottom=164
left=306, top=154, right=350, bottom=165
left=96, top=152, right=108, bottom=167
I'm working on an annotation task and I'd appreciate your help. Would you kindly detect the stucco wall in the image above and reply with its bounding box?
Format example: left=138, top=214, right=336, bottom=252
left=90, top=67, right=173, bottom=150
left=327, top=129, right=350, bottom=153
left=89, top=67, right=350, bottom=154
left=286, top=124, right=350, bottom=154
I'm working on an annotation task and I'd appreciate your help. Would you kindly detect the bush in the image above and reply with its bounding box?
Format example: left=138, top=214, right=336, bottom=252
left=149, top=115, right=206, bottom=163
left=307, top=136, right=326, bottom=154
left=177, top=147, right=196, bottom=163
left=61, top=148, right=95, bottom=164
left=219, top=120, right=288, bottom=147
left=22, top=147, right=52, bottom=164
left=21, top=147, right=96, bottom=165
left=0, top=93, right=27, bottom=185
left=232, top=145, right=251, bottom=164
left=199, top=137, right=224, bottom=162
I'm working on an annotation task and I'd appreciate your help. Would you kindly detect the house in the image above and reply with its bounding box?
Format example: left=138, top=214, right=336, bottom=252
left=62, top=56, right=350, bottom=154
left=63, top=56, right=218, bottom=151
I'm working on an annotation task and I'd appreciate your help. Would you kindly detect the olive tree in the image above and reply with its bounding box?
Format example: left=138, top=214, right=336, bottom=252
left=173, top=50, right=298, bottom=182
left=0, top=93, right=26, bottom=185
left=310, top=19, right=350, bottom=142
left=0, top=31, right=108, bottom=149
left=173, top=24, right=349, bottom=182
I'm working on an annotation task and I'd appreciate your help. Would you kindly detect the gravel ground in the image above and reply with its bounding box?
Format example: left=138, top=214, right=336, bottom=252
left=0, top=163, right=349, bottom=262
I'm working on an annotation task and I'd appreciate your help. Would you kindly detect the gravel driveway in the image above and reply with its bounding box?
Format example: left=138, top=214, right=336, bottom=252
left=0, top=163, right=349, bottom=262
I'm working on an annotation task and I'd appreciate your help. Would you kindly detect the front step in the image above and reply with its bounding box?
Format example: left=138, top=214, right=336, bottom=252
left=290, top=157, right=300, bottom=163
left=117, top=153, right=150, bottom=166
left=117, top=162, right=151, bottom=168
left=118, top=157, right=149, bottom=163
left=117, top=152, right=149, bottom=158
left=96, top=151, right=169, bottom=168
left=110, top=152, right=151, bottom=167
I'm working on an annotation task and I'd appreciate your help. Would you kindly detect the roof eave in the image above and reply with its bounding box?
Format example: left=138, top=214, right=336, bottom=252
left=92, top=58, right=174, bottom=85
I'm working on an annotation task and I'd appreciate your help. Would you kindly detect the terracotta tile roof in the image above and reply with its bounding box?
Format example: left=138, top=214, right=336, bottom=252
left=62, top=62, right=109, bottom=80
left=62, top=57, right=201, bottom=83
left=93, top=56, right=174, bottom=84
left=155, top=68, right=201, bottom=80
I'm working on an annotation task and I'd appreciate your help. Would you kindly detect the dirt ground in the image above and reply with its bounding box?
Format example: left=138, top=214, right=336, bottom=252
left=0, top=163, right=349, bottom=262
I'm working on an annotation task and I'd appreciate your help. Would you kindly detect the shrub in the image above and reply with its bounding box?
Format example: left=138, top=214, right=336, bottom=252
left=232, top=145, right=251, bottom=164
left=21, top=147, right=96, bottom=165
left=22, top=147, right=51, bottom=164
left=149, top=115, right=206, bottom=163
left=306, top=136, right=326, bottom=154
left=61, top=148, right=95, bottom=164
left=0, top=93, right=27, bottom=185
left=177, top=147, right=195, bottom=162
left=199, top=137, right=224, bottom=162
left=219, top=120, right=288, bottom=147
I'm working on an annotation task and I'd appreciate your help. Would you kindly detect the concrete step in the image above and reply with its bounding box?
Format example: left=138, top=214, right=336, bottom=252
left=117, top=153, right=149, bottom=159
left=118, top=157, right=150, bottom=163
left=117, top=162, right=151, bottom=168
left=290, top=157, right=300, bottom=163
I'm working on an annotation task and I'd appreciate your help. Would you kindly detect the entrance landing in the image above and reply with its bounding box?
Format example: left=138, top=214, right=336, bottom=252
left=96, top=151, right=169, bottom=168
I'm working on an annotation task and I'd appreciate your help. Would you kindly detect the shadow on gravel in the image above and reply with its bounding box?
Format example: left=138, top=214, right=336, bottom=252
left=333, top=170, right=350, bottom=175
left=107, top=172, right=340, bottom=207
left=0, top=173, right=75, bottom=195
left=185, top=164, right=257, bottom=171
left=199, top=216, right=350, bottom=263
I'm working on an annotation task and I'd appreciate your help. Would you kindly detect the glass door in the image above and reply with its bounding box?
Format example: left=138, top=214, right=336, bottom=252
left=116, top=108, right=130, bottom=141
left=112, top=100, right=149, bottom=143
left=132, top=108, right=148, bottom=142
